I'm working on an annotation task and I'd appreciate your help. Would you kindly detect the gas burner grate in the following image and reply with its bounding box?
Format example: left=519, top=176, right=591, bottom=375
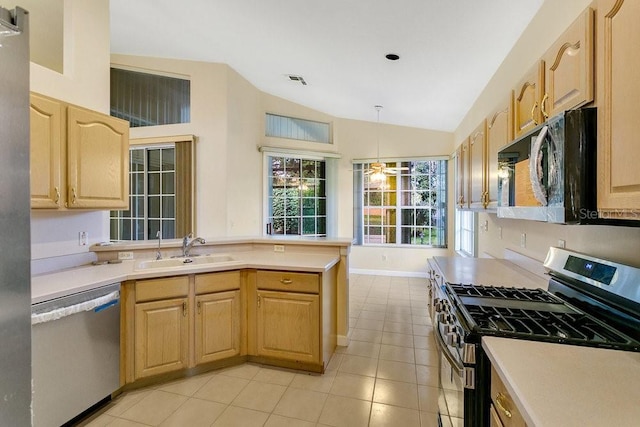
left=449, top=284, right=558, bottom=302
left=465, top=304, right=633, bottom=345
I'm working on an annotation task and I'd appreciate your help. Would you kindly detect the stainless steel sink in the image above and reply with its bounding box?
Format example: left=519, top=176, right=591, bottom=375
left=135, top=254, right=239, bottom=270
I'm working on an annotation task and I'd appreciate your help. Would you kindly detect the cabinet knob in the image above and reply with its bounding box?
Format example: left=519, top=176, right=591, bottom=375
left=182, top=301, right=187, bottom=317
left=280, top=278, right=293, bottom=285
left=70, top=186, right=77, bottom=205
left=54, top=186, right=60, bottom=204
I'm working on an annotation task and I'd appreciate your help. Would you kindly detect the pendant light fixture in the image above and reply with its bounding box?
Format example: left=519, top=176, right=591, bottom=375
left=364, top=105, right=407, bottom=183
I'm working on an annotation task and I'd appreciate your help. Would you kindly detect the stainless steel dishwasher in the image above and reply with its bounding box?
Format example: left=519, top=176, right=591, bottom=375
left=31, top=283, right=121, bottom=427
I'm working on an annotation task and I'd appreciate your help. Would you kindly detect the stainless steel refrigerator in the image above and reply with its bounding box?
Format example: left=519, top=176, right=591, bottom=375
left=0, top=6, right=31, bottom=426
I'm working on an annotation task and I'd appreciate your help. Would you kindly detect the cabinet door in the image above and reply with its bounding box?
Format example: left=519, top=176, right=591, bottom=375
left=66, top=105, right=129, bottom=209
left=489, top=404, right=505, bottom=427
left=256, top=290, right=320, bottom=364
left=513, top=61, right=544, bottom=138
left=597, top=0, right=640, bottom=218
left=486, top=96, right=513, bottom=210
left=543, top=8, right=594, bottom=118
left=195, top=290, right=241, bottom=364
left=135, top=298, right=189, bottom=379
left=469, top=121, right=488, bottom=210
left=455, top=139, right=469, bottom=209
left=30, top=94, right=62, bottom=208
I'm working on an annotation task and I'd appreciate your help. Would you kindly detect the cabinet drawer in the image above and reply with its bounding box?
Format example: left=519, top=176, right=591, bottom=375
left=136, top=276, right=189, bottom=302
left=491, top=366, right=527, bottom=426
left=195, top=271, right=241, bottom=294
left=257, top=270, right=319, bottom=294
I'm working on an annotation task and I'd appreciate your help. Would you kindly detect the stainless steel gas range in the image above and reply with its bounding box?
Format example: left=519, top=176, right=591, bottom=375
left=429, top=248, right=640, bottom=427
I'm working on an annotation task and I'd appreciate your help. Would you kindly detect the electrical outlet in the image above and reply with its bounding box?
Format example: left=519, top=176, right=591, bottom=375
left=558, top=239, right=566, bottom=249
left=118, top=251, right=134, bottom=260
left=520, top=233, right=526, bottom=248
left=382, top=254, right=388, bottom=261
left=498, top=227, right=503, bottom=240
left=78, top=231, right=88, bottom=246
left=273, top=245, right=285, bottom=253
left=482, top=220, right=488, bottom=232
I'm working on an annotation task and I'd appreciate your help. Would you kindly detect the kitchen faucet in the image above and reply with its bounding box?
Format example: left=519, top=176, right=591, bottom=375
left=182, top=232, right=206, bottom=257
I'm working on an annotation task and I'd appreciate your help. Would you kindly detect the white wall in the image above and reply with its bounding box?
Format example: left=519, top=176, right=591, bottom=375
left=455, top=0, right=640, bottom=268
left=335, top=117, right=454, bottom=274
left=30, top=1, right=455, bottom=275
left=30, top=0, right=111, bottom=265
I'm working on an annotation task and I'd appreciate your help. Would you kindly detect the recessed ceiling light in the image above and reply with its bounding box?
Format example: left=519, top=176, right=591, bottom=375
left=385, top=53, right=400, bottom=61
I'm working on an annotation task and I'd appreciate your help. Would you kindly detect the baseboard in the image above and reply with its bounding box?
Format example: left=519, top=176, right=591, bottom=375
left=337, top=334, right=349, bottom=346
left=349, top=268, right=428, bottom=278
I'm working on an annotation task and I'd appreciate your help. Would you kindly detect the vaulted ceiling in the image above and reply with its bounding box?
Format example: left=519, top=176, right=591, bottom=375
left=110, top=0, right=544, bottom=131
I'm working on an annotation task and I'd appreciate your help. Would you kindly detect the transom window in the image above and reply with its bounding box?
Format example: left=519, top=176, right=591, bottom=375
left=266, top=156, right=326, bottom=236
left=354, top=160, right=447, bottom=247
left=110, top=67, right=190, bottom=127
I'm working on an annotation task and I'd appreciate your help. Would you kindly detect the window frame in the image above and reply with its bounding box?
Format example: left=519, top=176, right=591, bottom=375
left=353, top=157, right=448, bottom=248
left=261, top=147, right=340, bottom=238
left=110, top=135, right=195, bottom=241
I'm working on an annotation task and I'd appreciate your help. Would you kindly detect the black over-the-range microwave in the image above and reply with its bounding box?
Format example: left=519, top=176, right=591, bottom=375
left=497, top=107, right=604, bottom=224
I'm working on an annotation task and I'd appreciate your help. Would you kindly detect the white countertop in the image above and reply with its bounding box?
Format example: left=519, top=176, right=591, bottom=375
left=432, top=256, right=548, bottom=290
left=31, top=251, right=340, bottom=304
left=483, top=337, right=640, bottom=427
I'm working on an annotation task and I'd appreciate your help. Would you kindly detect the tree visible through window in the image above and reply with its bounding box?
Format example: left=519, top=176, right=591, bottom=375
left=267, top=156, right=326, bottom=236
left=354, top=160, right=447, bottom=247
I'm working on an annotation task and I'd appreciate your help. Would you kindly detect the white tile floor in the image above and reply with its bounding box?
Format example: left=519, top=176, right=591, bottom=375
left=77, top=274, right=441, bottom=427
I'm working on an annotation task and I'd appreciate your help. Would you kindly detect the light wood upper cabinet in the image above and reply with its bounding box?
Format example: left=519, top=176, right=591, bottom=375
left=513, top=61, right=545, bottom=139
left=67, top=105, right=129, bottom=209
left=30, top=94, right=62, bottom=208
left=29, top=92, right=129, bottom=210
left=469, top=121, right=488, bottom=210
left=455, top=139, right=469, bottom=209
left=543, top=8, right=594, bottom=119
left=597, top=0, right=640, bottom=218
left=486, top=96, right=513, bottom=210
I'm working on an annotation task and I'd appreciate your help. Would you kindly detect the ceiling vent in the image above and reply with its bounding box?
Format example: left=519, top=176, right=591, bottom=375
left=287, top=74, right=307, bottom=85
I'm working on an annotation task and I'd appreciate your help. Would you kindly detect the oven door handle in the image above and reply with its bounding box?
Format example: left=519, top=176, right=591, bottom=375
left=434, top=323, right=464, bottom=377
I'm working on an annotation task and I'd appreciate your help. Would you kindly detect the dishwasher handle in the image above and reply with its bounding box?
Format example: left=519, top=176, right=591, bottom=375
left=32, top=290, right=120, bottom=325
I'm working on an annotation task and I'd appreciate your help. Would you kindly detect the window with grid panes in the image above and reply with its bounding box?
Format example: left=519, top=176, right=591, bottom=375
left=266, top=156, right=326, bottom=236
left=110, top=146, right=176, bottom=240
left=353, top=160, right=447, bottom=247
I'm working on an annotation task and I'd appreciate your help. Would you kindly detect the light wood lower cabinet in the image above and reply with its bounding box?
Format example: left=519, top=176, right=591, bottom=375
left=249, top=269, right=336, bottom=372
left=123, top=268, right=335, bottom=384
left=195, top=290, right=241, bottom=364
left=491, top=365, right=527, bottom=427
left=134, top=297, right=189, bottom=379
left=256, top=290, right=320, bottom=364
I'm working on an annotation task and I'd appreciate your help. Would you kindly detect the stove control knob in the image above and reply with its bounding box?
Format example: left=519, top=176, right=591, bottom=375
left=441, top=324, right=455, bottom=335
left=435, top=300, right=450, bottom=313
left=446, top=332, right=461, bottom=347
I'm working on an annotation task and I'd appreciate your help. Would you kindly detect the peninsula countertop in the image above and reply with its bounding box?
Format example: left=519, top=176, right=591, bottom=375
left=32, top=250, right=341, bottom=304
